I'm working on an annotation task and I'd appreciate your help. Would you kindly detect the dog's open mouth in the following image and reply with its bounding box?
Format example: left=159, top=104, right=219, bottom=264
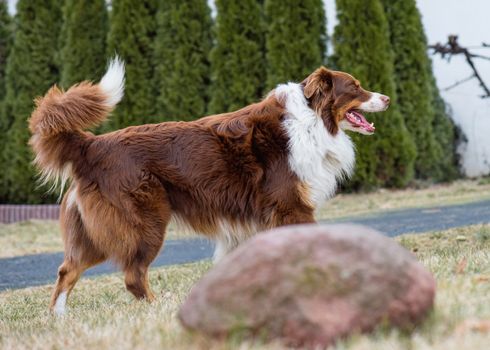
left=345, top=110, right=375, bottom=134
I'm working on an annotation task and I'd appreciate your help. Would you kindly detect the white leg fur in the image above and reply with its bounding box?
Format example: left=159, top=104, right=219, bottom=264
left=53, top=291, right=67, bottom=316
left=66, top=185, right=77, bottom=209
left=213, top=240, right=229, bottom=263
left=212, top=219, right=260, bottom=263
left=171, top=215, right=258, bottom=263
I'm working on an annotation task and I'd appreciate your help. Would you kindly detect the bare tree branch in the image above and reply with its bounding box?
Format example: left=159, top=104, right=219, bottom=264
left=429, top=35, right=490, bottom=98
left=470, top=53, right=490, bottom=61
left=443, top=74, right=475, bottom=91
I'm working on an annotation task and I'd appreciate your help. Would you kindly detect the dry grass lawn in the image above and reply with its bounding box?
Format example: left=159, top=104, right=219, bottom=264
left=2, top=178, right=490, bottom=258
left=0, top=220, right=62, bottom=258
left=317, top=178, right=490, bottom=220
left=0, top=219, right=194, bottom=259
left=1, top=224, right=489, bottom=349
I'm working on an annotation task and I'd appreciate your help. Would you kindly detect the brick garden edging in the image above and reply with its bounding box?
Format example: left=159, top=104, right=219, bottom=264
left=0, top=205, right=60, bottom=224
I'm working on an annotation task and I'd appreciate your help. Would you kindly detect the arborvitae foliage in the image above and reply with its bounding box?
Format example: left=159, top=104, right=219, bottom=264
left=1, top=0, right=62, bottom=203
left=332, top=0, right=416, bottom=189
left=265, top=0, right=326, bottom=90
left=60, top=0, right=108, bottom=88
left=154, top=0, right=212, bottom=121
left=0, top=0, right=11, bottom=202
left=107, top=0, right=158, bottom=129
left=208, top=0, right=266, bottom=114
left=430, top=74, right=461, bottom=180
left=0, top=0, right=10, bottom=101
left=381, top=0, right=445, bottom=180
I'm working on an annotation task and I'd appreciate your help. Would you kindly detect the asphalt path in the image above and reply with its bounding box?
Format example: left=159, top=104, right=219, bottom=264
left=1, top=199, right=489, bottom=291
left=328, top=199, right=490, bottom=236
left=0, top=239, right=213, bottom=291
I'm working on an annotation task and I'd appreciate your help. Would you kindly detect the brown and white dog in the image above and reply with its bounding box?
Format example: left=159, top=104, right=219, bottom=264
left=29, top=58, right=389, bottom=314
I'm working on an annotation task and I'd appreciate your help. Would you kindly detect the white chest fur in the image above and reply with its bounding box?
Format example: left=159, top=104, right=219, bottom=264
left=276, top=83, right=355, bottom=209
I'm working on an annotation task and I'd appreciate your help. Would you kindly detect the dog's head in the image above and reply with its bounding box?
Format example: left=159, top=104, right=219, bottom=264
left=302, top=67, right=390, bottom=135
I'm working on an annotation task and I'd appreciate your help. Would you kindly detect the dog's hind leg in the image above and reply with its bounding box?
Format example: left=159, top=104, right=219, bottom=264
left=49, top=199, right=106, bottom=315
left=123, top=256, right=156, bottom=301
left=122, top=213, right=169, bottom=301
left=122, top=179, right=171, bottom=301
left=50, top=257, right=102, bottom=315
left=122, top=222, right=168, bottom=301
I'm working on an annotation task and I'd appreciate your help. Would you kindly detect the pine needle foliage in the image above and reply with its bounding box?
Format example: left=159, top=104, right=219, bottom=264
left=0, top=0, right=11, bottom=201
left=1, top=0, right=62, bottom=203
left=382, top=0, right=448, bottom=180
left=0, top=0, right=10, bottom=101
left=59, top=0, right=108, bottom=88
left=208, top=0, right=266, bottom=114
left=264, top=0, right=327, bottom=90
left=154, top=0, right=212, bottom=121
left=332, top=0, right=416, bottom=189
left=107, top=0, right=158, bottom=129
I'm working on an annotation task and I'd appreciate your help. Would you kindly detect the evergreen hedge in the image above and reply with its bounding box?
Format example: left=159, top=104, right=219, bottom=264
left=0, top=0, right=10, bottom=101
left=381, top=0, right=444, bottom=180
left=430, top=74, right=460, bottom=180
left=0, top=0, right=11, bottom=202
left=332, top=0, right=416, bottom=189
left=265, top=0, right=326, bottom=89
left=1, top=0, right=62, bottom=203
left=60, top=0, right=108, bottom=88
left=154, top=0, right=212, bottom=121
left=208, top=0, right=266, bottom=114
left=0, top=0, right=462, bottom=203
left=107, top=0, right=158, bottom=129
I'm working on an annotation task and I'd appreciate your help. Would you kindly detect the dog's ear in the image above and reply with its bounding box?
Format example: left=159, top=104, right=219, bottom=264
left=302, top=67, right=338, bottom=134
left=302, top=67, right=334, bottom=99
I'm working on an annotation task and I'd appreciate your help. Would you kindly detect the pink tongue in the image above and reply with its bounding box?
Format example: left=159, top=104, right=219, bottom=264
left=350, top=111, right=375, bottom=132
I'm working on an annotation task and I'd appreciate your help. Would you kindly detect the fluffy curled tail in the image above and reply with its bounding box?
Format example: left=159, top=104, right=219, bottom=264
left=29, top=57, right=124, bottom=136
left=29, top=57, right=125, bottom=190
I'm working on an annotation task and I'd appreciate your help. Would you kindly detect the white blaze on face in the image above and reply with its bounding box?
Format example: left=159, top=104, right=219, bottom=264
left=359, top=92, right=389, bottom=112
left=339, top=91, right=389, bottom=135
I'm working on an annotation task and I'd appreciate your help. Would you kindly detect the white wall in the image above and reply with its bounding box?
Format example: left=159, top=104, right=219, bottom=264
left=325, top=0, right=490, bottom=177
left=418, top=0, right=490, bottom=176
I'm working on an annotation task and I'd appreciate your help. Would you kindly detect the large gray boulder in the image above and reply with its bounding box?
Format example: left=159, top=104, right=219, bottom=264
left=179, top=224, right=436, bottom=348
